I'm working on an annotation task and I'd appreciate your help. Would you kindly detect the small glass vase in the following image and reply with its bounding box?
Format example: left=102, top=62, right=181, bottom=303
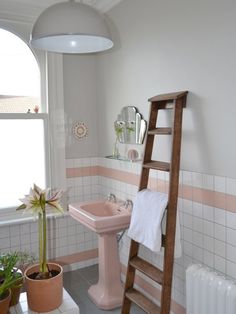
left=112, top=139, right=120, bottom=158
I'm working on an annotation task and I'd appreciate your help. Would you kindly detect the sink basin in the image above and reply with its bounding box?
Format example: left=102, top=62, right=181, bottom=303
left=69, top=199, right=131, bottom=234
left=69, top=199, right=131, bottom=310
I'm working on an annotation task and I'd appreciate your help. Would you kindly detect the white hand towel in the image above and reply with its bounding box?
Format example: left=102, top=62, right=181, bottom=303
left=127, top=189, right=182, bottom=257
left=127, top=189, right=168, bottom=252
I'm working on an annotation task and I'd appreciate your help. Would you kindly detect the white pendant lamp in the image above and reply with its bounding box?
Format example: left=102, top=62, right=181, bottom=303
left=30, top=0, right=114, bottom=53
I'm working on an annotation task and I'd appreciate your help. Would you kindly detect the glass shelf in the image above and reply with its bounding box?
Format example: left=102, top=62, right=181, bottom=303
left=105, top=155, right=141, bottom=162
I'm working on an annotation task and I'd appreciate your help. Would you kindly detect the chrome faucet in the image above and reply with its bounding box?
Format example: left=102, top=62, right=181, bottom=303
left=124, top=199, right=133, bottom=210
left=107, top=193, right=116, bottom=203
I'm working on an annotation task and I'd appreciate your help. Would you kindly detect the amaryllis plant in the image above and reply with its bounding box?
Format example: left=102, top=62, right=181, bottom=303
left=17, top=184, right=64, bottom=279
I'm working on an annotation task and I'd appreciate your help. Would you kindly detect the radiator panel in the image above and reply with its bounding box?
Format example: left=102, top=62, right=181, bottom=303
left=186, top=264, right=236, bottom=314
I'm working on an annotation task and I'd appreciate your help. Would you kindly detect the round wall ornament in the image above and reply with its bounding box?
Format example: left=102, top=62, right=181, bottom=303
left=72, top=122, right=88, bottom=140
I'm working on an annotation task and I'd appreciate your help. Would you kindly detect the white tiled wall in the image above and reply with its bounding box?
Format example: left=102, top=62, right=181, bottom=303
left=66, top=157, right=100, bottom=204
left=0, top=215, right=98, bottom=269
left=95, top=157, right=236, bottom=309
left=1, top=156, right=236, bottom=312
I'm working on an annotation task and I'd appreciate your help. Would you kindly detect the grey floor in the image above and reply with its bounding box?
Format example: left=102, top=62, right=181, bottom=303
left=63, top=264, right=145, bottom=314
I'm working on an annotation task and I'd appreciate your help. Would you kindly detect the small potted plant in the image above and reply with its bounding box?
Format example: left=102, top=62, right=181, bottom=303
left=10, top=251, right=35, bottom=306
left=0, top=252, right=23, bottom=314
left=0, top=251, right=34, bottom=307
left=17, top=184, right=64, bottom=312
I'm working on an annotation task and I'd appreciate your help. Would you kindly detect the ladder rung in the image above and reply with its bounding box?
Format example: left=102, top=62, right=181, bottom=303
left=157, top=102, right=174, bottom=109
left=148, top=127, right=172, bottom=135
left=125, top=288, right=161, bottom=314
left=148, top=91, right=188, bottom=102
left=143, top=161, right=170, bottom=172
left=129, top=256, right=163, bottom=284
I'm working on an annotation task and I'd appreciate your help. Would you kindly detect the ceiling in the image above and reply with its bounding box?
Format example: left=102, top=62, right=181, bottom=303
left=0, top=0, right=123, bottom=23
left=6, top=0, right=122, bottom=12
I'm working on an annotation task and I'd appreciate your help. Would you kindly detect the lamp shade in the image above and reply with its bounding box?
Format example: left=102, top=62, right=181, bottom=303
left=30, top=0, right=114, bottom=53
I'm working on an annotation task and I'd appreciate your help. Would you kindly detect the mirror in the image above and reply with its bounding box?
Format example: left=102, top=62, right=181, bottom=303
left=114, top=106, right=147, bottom=144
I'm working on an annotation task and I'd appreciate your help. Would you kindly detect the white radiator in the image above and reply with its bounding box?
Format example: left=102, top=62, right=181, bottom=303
left=186, top=264, right=236, bottom=314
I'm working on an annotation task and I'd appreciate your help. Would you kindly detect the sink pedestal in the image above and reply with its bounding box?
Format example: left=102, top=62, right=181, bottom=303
left=69, top=199, right=131, bottom=310
left=88, top=233, right=123, bottom=310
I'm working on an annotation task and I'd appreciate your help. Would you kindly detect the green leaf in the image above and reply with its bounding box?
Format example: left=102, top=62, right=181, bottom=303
left=16, top=204, right=26, bottom=211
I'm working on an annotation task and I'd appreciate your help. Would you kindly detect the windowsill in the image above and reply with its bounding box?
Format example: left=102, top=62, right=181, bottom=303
left=0, top=210, right=69, bottom=227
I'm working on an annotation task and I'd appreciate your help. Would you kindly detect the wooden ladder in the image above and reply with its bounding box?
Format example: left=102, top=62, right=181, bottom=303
left=121, top=91, right=188, bottom=314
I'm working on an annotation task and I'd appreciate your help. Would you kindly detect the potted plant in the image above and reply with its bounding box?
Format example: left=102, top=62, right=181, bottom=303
left=0, top=252, right=23, bottom=314
left=17, top=184, right=64, bottom=312
left=0, top=251, right=33, bottom=307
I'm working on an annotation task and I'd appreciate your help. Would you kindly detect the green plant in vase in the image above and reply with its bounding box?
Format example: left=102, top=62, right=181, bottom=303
left=16, top=184, right=64, bottom=312
left=113, top=125, right=124, bottom=157
left=16, top=184, right=64, bottom=279
left=126, top=126, right=135, bottom=133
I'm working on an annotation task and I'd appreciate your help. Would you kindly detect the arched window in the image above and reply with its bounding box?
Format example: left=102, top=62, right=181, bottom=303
left=0, top=28, right=40, bottom=113
left=0, top=28, right=47, bottom=210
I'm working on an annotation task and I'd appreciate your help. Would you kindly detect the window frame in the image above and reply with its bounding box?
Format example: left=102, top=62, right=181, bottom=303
left=0, top=113, right=51, bottom=222
left=0, top=27, right=66, bottom=224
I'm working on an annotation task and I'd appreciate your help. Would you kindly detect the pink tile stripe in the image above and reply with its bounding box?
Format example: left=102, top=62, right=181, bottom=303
left=52, top=249, right=185, bottom=313
left=66, top=166, right=236, bottom=213
left=121, top=264, right=185, bottom=314
left=66, top=166, right=99, bottom=178
left=99, top=166, right=139, bottom=186
left=51, top=248, right=98, bottom=266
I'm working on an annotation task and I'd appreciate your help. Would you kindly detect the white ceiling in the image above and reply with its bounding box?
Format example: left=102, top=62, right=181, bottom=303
left=0, top=0, right=123, bottom=23
left=4, top=0, right=122, bottom=12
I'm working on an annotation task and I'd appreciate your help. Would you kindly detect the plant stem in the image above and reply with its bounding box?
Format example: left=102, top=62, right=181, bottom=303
left=42, top=209, right=47, bottom=273
left=38, top=212, right=43, bottom=273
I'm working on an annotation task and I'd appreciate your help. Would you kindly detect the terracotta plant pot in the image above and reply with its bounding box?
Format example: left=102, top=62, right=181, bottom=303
left=0, top=289, right=11, bottom=314
left=24, top=262, right=63, bottom=312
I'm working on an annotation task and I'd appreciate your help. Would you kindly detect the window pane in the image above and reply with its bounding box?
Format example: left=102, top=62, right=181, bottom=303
left=0, top=29, right=40, bottom=113
left=0, top=119, right=46, bottom=208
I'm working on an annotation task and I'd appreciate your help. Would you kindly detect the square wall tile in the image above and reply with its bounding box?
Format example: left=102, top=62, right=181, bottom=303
left=226, top=178, right=236, bottom=196
left=214, top=239, right=226, bottom=258
left=226, top=260, right=236, bottom=280
left=214, top=224, right=226, bottom=242
left=226, top=211, right=236, bottom=230
left=192, top=202, right=203, bottom=218
left=192, top=172, right=202, bottom=188
left=227, top=244, right=236, bottom=264
left=182, top=171, right=192, bottom=186
left=203, top=250, right=214, bottom=268
left=203, top=205, right=214, bottom=222
left=0, top=226, right=10, bottom=238
left=214, top=176, right=226, bottom=193
left=203, top=220, right=214, bottom=237
left=202, top=174, right=214, bottom=190
left=214, top=255, right=226, bottom=274
left=226, top=228, right=236, bottom=246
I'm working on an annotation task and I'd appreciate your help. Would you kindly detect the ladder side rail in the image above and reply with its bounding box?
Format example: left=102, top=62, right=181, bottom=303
left=121, top=100, right=162, bottom=314
left=143, top=101, right=163, bottom=161
left=121, top=240, right=139, bottom=314
left=160, top=97, right=185, bottom=314
left=140, top=101, right=162, bottom=189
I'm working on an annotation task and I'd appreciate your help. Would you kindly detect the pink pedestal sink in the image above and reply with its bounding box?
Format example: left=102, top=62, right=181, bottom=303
left=69, top=200, right=131, bottom=310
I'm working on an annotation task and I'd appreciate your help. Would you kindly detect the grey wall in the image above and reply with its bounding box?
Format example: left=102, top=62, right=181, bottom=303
left=96, top=0, right=236, bottom=178
left=63, top=55, right=98, bottom=158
